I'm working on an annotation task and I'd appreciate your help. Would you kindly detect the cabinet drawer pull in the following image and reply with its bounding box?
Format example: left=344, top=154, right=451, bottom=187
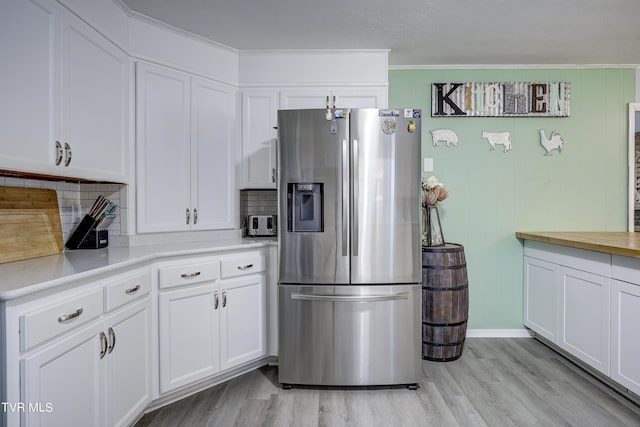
left=125, top=284, right=141, bottom=295
left=186, top=208, right=190, bottom=225
left=180, top=271, right=201, bottom=279
left=194, top=208, right=198, bottom=224
left=58, top=308, right=83, bottom=323
left=214, top=290, right=219, bottom=310
left=99, top=331, right=107, bottom=359
left=237, top=264, right=254, bottom=271
left=107, top=327, right=116, bottom=354
left=222, top=289, right=227, bottom=308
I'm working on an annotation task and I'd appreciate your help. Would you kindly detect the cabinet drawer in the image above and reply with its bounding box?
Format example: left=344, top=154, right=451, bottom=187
left=220, top=252, right=266, bottom=279
left=158, top=259, right=220, bottom=289
left=104, top=268, right=151, bottom=312
left=20, top=287, right=103, bottom=352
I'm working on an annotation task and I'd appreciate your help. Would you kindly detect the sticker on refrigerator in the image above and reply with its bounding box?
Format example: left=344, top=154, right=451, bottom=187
left=379, top=109, right=401, bottom=117
left=405, top=109, right=421, bottom=118
left=407, top=119, right=416, bottom=133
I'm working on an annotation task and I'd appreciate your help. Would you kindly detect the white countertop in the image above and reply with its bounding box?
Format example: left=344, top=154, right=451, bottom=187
left=0, top=238, right=276, bottom=301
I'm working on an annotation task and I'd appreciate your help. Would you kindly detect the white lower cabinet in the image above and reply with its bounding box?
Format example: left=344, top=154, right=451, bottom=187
left=22, top=321, right=104, bottom=427
left=523, top=241, right=611, bottom=376
left=9, top=268, right=152, bottom=427
left=158, top=252, right=267, bottom=394
left=558, top=267, right=610, bottom=375
left=611, top=279, right=640, bottom=396
left=159, top=282, right=220, bottom=392
left=523, top=256, right=559, bottom=343
left=220, top=274, right=267, bottom=369
left=20, top=297, right=151, bottom=427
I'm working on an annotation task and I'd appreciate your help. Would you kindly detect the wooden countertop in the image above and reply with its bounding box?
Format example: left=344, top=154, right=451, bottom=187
left=515, top=231, right=640, bottom=258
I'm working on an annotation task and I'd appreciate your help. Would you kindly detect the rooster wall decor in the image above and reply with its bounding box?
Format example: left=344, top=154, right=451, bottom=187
left=539, top=129, right=565, bottom=155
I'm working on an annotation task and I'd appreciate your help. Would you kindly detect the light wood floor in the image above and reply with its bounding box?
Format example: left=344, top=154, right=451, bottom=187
left=135, top=338, right=640, bottom=427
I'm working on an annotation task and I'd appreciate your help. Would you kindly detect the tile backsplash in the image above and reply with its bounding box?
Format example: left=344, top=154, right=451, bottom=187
left=0, top=177, right=127, bottom=243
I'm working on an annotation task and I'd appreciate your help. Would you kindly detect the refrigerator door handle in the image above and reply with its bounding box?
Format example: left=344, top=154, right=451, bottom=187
left=342, top=139, right=349, bottom=256
left=352, top=139, right=359, bottom=257
left=290, top=292, right=409, bottom=302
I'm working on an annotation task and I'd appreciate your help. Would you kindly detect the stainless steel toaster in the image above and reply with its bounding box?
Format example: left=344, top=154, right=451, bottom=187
left=247, top=215, right=277, bottom=236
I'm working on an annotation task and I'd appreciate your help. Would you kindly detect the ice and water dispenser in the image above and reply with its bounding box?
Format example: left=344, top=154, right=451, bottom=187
left=286, top=183, right=324, bottom=232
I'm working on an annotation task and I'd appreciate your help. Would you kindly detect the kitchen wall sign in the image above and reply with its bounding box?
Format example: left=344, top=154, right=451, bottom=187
left=432, top=82, right=570, bottom=117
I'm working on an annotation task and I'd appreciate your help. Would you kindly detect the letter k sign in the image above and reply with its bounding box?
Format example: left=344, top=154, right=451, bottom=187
left=433, top=83, right=466, bottom=116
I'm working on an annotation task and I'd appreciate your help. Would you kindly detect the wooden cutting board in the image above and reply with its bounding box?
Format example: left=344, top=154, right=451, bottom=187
left=0, top=187, right=64, bottom=263
left=0, top=209, right=60, bottom=263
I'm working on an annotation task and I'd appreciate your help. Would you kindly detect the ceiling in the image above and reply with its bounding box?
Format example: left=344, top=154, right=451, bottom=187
left=120, top=0, right=640, bottom=67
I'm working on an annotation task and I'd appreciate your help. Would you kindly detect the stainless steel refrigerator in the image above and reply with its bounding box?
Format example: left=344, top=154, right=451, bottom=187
left=277, top=108, right=422, bottom=387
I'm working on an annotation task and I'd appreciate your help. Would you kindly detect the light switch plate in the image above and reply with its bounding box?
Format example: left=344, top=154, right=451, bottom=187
left=423, top=158, right=433, bottom=172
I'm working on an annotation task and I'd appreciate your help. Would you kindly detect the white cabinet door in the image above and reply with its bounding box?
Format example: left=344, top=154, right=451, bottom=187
left=279, top=88, right=328, bottom=109
left=523, top=256, right=559, bottom=343
left=610, top=279, right=640, bottom=395
left=105, top=299, right=152, bottom=427
left=220, top=274, right=267, bottom=370
left=191, top=78, right=236, bottom=230
left=60, top=9, right=129, bottom=182
left=0, top=0, right=61, bottom=176
left=158, top=283, right=220, bottom=392
left=136, top=63, right=191, bottom=233
left=22, top=322, right=105, bottom=427
left=333, top=88, right=387, bottom=108
left=559, top=267, right=610, bottom=375
left=241, top=90, right=278, bottom=189
left=280, top=88, right=386, bottom=110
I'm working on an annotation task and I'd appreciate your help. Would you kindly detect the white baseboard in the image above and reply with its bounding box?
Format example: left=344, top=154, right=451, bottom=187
left=466, top=329, right=534, bottom=338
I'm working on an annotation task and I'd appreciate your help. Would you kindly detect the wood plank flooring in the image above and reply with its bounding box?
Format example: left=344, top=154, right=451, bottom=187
left=135, top=338, right=640, bottom=427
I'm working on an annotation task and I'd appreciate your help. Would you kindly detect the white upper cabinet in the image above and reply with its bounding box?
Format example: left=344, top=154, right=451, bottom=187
left=279, top=88, right=387, bottom=110
left=241, top=90, right=278, bottom=189
left=0, top=0, right=128, bottom=182
left=136, top=62, right=236, bottom=233
left=0, top=0, right=61, bottom=176
left=60, top=9, right=129, bottom=182
left=190, top=77, right=236, bottom=231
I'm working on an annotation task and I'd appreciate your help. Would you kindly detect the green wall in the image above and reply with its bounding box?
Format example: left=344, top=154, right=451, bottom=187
left=389, top=69, right=636, bottom=330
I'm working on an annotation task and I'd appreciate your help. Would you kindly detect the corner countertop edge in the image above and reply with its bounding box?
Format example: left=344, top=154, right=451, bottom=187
left=516, top=231, right=640, bottom=259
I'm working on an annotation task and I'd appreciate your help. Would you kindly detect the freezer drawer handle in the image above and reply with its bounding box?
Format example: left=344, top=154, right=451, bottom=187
left=58, top=308, right=83, bottom=323
left=290, top=292, right=409, bottom=302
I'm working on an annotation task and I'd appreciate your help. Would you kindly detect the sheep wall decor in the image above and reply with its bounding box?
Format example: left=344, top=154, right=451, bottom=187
left=539, top=129, right=564, bottom=155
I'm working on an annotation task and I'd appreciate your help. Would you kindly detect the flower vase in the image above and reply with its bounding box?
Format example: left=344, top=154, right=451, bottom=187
left=423, top=205, right=444, bottom=247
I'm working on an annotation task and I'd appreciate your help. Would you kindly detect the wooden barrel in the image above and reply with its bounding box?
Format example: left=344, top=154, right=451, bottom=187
left=422, top=243, right=469, bottom=361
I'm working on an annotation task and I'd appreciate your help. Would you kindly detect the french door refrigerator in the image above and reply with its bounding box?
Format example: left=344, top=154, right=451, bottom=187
left=277, top=108, right=422, bottom=387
